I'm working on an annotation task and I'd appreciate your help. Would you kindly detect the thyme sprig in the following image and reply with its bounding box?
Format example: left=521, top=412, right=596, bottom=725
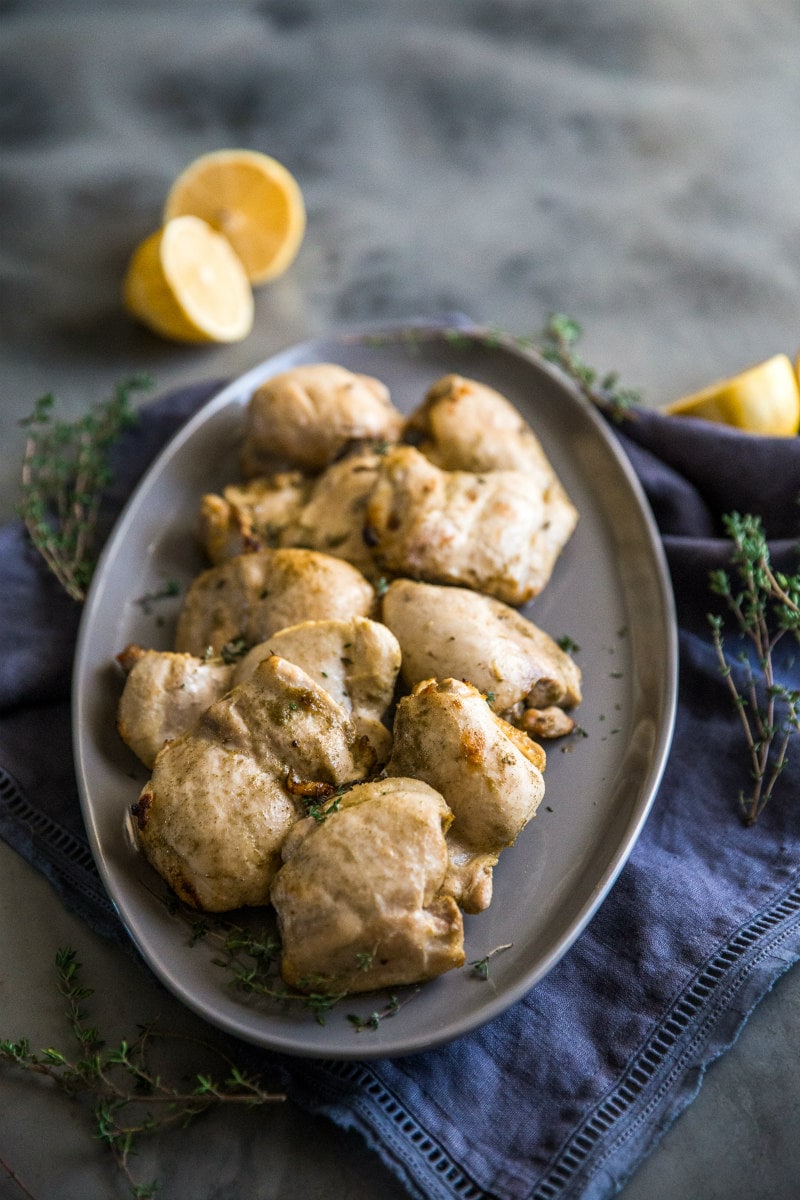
left=532, top=313, right=642, bottom=421
left=0, top=948, right=284, bottom=1199
left=469, top=942, right=514, bottom=981
left=18, top=377, right=149, bottom=601
left=183, top=910, right=361, bottom=1024
left=169, top=899, right=425, bottom=1030
left=709, top=511, right=800, bottom=825
left=425, top=316, right=642, bottom=418
left=346, top=990, right=420, bottom=1032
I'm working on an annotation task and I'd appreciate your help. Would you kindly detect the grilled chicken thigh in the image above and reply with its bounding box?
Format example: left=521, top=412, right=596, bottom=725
left=116, top=617, right=399, bottom=769
left=241, top=363, right=404, bottom=476
left=174, top=547, right=375, bottom=656
left=386, top=678, right=546, bottom=914
left=278, top=449, right=382, bottom=578
left=381, top=579, right=581, bottom=726
left=234, top=616, right=401, bottom=763
left=116, top=645, right=234, bottom=769
left=364, top=445, right=576, bottom=605
left=198, top=472, right=311, bottom=564
left=134, top=655, right=376, bottom=912
left=270, top=777, right=465, bottom=993
left=405, top=373, right=561, bottom=478
left=199, top=452, right=384, bottom=576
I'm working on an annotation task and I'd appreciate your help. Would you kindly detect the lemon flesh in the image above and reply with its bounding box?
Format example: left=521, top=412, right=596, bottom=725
left=123, top=215, right=254, bottom=344
left=665, top=354, right=800, bottom=437
left=163, top=149, right=306, bottom=285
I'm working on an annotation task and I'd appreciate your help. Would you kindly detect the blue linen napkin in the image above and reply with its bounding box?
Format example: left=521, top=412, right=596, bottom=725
left=2, top=382, right=800, bottom=1200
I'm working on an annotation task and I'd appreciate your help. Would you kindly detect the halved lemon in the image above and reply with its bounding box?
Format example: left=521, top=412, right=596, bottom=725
left=163, top=149, right=306, bottom=285
left=122, top=215, right=254, bottom=344
left=665, top=354, right=800, bottom=437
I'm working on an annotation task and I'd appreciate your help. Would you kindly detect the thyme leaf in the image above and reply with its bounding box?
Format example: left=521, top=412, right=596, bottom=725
left=557, top=634, right=581, bottom=654
left=346, top=993, right=403, bottom=1032
left=134, top=578, right=180, bottom=615
left=219, top=635, right=249, bottom=664
left=468, top=942, right=513, bottom=981
left=303, top=785, right=345, bottom=823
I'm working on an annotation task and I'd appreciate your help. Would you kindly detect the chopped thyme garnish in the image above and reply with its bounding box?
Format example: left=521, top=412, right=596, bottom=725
left=347, top=994, right=402, bottom=1031
left=304, top=788, right=344, bottom=823
left=220, top=636, right=248, bottom=664
left=557, top=635, right=581, bottom=654
left=134, top=578, right=180, bottom=614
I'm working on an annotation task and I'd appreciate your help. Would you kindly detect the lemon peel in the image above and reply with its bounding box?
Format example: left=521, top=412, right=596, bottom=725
left=163, top=149, right=306, bottom=285
left=665, top=354, right=800, bottom=437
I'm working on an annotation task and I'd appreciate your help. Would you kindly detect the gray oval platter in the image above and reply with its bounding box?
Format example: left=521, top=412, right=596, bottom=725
left=72, top=322, right=677, bottom=1060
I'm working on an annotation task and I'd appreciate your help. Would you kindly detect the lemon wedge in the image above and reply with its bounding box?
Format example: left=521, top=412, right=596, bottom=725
left=122, top=215, right=254, bottom=344
left=163, top=149, right=306, bottom=285
left=665, top=354, right=800, bottom=436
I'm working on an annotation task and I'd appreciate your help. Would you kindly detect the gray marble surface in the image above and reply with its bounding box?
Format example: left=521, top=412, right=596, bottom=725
left=2, top=1, right=800, bottom=1197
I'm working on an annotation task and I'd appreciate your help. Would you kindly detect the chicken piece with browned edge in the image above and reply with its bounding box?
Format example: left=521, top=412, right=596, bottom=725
left=116, top=616, right=400, bottom=769
left=116, top=645, right=234, bottom=769
left=381, top=579, right=581, bottom=733
left=364, top=445, right=577, bottom=605
left=385, top=678, right=546, bottom=914
left=233, top=616, right=401, bottom=764
left=278, top=449, right=383, bottom=578
left=197, top=472, right=311, bottom=564
left=405, top=372, right=562, bottom=477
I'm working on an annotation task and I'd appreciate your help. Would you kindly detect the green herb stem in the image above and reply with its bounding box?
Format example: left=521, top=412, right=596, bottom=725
left=0, top=949, right=284, bottom=1198
left=709, top=511, right=800, bottom=824
left=18, top=378, right=150, bottom=601
left=533, top=313, right=641, bottom=420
